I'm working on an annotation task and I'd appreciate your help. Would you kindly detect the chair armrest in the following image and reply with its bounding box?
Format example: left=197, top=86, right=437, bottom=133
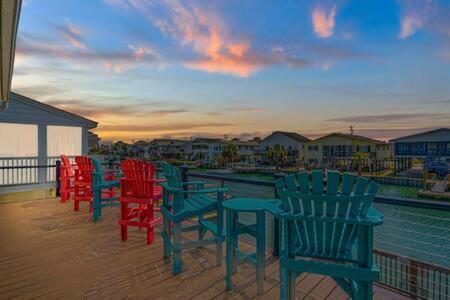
left=160, top=183, right=183, bottom=193
left=367, top=207, right=384, bottom=220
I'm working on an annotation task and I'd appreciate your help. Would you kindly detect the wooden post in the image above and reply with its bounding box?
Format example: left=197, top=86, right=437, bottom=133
left=55, top=160, right=61, bottom=197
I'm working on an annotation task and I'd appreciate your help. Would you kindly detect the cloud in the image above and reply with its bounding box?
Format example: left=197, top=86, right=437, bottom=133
left=103, top=0, right=310, bottom=77
left=99, top=122, right=232, bottom=132
left=16, top=32, right=160, bottom=74
left=399, top=15, right=425, bottom=39
left=312, top=5, right=337, bottom=38
left=38, top=98, right=187, bottom=119
left=327, top=113, right=443, bottom=123
left=54, top=20, right=86, bottom=48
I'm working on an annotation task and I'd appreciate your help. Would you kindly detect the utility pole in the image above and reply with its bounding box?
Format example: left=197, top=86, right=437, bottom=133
left=224, top=134, right=228, bottom=142
left=349, top=126, right=354, bottom=135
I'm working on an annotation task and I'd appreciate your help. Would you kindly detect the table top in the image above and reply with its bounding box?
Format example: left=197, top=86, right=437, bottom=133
left=223, top=198, right=282, bottom=215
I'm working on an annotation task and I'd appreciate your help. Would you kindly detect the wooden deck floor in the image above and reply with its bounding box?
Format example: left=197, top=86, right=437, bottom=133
left=0, top=198, right=411, bottom=300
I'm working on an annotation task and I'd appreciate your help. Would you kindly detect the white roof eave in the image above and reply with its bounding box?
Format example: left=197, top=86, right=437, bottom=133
left=1, top=0, right=22, bottom=111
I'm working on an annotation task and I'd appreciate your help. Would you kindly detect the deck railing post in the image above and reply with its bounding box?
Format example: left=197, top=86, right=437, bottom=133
left=55, top=160, right=61, bottom=197
left=410, top=259, right=418, bottom=296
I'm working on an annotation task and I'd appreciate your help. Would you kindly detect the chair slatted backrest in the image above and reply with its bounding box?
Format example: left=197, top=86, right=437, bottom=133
left=160, top=162, right=184, bottom=211
left=74, top=156, right=94, bottom=183
left=60, top=155, right=74, bottom=177
left=91, top=157, right=107, bottom=186
left=275, top=170, right=379, bottom=261
left=120, top=159, right=155, bottom=199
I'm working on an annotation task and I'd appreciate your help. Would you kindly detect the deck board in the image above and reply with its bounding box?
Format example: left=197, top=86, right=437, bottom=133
left=0, top=198, right=411, bottom=299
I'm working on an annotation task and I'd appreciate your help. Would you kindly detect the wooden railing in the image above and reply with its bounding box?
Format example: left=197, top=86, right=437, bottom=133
left=374, top=249, right=449, bottom=299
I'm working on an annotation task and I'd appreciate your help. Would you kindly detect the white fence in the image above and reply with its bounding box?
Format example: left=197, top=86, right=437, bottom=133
left=0, top=157, right=39, bottom=185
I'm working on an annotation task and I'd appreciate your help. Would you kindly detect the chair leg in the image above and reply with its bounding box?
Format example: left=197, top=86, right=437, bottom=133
left=147, top=203, right=154, bottom=245
left=256, top=211, right=265, bottom=294
left=172, top=222, right=182, bottom=274
left=120, top=202, right=128, bottom=241
left=163, top=216, right=171, bottom=259
left=356, top=281, right=372, bottom=300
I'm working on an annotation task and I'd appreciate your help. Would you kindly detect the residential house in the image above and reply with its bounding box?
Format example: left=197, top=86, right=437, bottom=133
left=255, top=131, right=310, bottom=165
left=0, top=92, right=97, bottom=193
left=189, top=138, right=224, bottom=161
left=390, top=128, right=450, bottom=173
left=148, top=139, right=188, bottom=160
left=304, top=133, right=390, bottom=171
left=230, top=139, right=259, bottom=162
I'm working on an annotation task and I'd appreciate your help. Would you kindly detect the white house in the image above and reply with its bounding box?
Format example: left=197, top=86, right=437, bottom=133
left=0, top=92, right=97, bottom=193
left=189, top=138, right=224, bottom=161
left=255, top=131, right=311, bottom=165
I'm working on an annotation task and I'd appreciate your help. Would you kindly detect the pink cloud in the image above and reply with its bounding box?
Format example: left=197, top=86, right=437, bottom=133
left=399, top=15, right=425, bottom=39
left=312, top=5, right=337, bottom=38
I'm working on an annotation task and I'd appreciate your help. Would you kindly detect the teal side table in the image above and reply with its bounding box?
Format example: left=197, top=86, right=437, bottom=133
left=223, top=198, right=281, bottom=295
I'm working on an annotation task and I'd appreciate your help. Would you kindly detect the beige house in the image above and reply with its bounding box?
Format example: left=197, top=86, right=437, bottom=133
left=305, top=133, right=391, bottom=171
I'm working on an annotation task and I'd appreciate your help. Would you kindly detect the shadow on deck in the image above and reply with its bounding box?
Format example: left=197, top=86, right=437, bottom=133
left=0, top=198, right=411, bottom=299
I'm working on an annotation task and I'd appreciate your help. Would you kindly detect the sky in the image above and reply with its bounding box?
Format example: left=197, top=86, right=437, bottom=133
left=11, top=0, right=450, bottom=142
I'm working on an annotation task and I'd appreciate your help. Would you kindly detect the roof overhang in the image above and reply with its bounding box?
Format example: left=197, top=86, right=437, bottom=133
left=1, top=0, right=22, bottom=111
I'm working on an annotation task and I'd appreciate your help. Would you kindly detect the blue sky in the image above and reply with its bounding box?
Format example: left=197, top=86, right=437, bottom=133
left=12, top=0, right=450, bottom=142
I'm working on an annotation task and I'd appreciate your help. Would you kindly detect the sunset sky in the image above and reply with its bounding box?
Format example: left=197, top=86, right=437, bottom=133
left=12, top=0, right=450, bottom=142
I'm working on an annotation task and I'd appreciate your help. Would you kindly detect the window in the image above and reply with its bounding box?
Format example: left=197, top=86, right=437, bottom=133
left=308, top=145, right=318, bottom=151
left=0, top=123, right=38, bottom=157
left=47, top=126, right=82, bottom=156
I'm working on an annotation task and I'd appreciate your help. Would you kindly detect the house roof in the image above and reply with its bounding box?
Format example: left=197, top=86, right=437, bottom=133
left=231, top=140, right=259, bottom=146
left=9, top=92, right=98, bottom=129
left=261, top=131, right=311, bottom=144
left=310, top=132, right=387, bottom=144
left=192, top=138, right=224, bottom=143
left=390, top=128, right=450, bottom=143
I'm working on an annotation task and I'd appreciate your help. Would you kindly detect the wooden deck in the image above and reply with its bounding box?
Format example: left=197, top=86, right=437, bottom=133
left=0, top=197, right=411, bottom=299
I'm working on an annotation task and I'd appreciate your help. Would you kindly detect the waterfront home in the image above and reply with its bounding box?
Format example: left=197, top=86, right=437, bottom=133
left=230, top=139, right=259, bottom=162
left=390, top=128, right=450, bottom=174
left=304, top=132, right=390, bottom=171
left=255, top=131, right=310, bottom=166
left=129, top=140, right=151, bottom=159
left=0, top=92, right=97, bottom=193
left=189, top=138, right=225, bottom=161
left=148, top=138, right=189, bottom=160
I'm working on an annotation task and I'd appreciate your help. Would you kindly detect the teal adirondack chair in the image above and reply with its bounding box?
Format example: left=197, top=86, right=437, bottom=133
left=92, top=157, right=120, bottom=222
left=160, top=162, right=227, bottom=274
left=275, top=170, right=383, bottom=300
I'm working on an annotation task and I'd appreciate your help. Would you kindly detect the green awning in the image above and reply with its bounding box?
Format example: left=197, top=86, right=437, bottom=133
left=1, top=0, right=22, bottom=111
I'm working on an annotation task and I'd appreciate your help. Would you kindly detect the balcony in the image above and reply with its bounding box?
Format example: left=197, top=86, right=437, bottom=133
left=0, top=197, right=412, bottom=299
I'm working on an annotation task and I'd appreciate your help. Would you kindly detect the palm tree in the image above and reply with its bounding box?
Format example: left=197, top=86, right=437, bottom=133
left=268, top=144, right=287, bottom=170
left=222, top=142, right=239, bottom=164
left=353, top=152, right=369, bottom=175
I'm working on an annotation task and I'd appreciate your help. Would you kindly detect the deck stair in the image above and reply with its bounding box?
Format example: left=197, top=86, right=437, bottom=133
left=431, top=175, right=448, bottom=193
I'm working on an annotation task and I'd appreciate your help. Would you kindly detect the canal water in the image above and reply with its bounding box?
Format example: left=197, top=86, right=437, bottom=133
left=197, top=177, right=450, bottom=268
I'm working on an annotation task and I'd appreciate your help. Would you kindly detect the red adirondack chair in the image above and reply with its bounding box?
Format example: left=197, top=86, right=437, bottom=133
left=119, top=159, right=164, bottom=244
left=74, top=156, right=94, bottom=212
left=59, top=155, right=75, bottom=203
